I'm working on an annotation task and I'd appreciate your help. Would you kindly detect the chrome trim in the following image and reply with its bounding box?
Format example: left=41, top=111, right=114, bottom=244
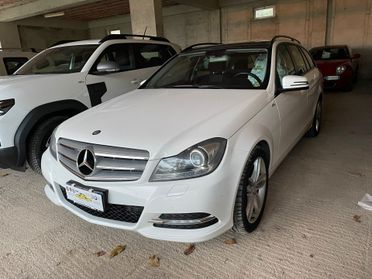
left=57, top=138, right=149, bottom=182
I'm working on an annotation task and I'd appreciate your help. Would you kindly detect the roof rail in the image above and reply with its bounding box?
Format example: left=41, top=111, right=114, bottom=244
left=271, top=35, right=301, bottom=45
left=182, top=43, right=222, bottom=52
left=99, top=34, right=169, bottom=43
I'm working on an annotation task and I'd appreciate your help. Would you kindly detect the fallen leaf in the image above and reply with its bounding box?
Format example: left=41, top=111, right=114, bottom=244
left=0, top=172, right=9, bottom=177
left=94, top=250, right=106, bottom=257
left=184, top=244, right=195, bottom=255
left=224, top=238, right=237, bottom=245
left=353, top=215, right=361, bottom=223
left=309, top=254, right=314, bottom=258
left=148, top=255, right=160, bottom=267
left=109, top=245, right=126, bottom=258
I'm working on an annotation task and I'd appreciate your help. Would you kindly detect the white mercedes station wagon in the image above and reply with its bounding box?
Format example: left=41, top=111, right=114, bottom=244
left=42, top=36, right=323, bottom=242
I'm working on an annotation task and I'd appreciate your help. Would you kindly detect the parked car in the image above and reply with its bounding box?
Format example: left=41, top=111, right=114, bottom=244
left=309, top=45, right=360, bottom=91
left=0, top=34, right=179, bottom=173
left=42, top=36, right=323, bottom=242
left=0, top=49, right=35, bottom=75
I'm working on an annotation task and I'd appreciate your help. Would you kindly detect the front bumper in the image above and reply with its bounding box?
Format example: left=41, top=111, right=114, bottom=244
left=0, top=146, right=23, bottom=170
left=42, top=148, right=243, bottom=242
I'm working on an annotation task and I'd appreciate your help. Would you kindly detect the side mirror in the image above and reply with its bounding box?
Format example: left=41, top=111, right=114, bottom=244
left=281, top=75, right=309, bottom=91
left=96, top=61, right=120, bottom=73
left=352, top=53, right=361, bottom=59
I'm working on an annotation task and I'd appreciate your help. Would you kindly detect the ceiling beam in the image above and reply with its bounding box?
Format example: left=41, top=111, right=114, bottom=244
left=0, top=0, right=100, bottom=22
left=172, top=0, right=219, bottom=10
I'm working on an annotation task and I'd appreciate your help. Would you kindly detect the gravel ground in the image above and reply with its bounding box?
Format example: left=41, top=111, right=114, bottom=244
left=0, top=81, right=371, bottom=279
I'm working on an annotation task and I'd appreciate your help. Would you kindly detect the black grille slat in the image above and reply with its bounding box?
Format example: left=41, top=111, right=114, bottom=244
left=60, top=186, right=143, bottom=223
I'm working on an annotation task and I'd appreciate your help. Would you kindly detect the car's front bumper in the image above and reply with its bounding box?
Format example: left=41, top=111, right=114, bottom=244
left=42, top=147, right=244, bottom=243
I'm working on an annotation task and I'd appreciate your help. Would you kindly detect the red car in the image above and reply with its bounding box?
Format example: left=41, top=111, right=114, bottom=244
left=310, top=45, right=360, bottom=91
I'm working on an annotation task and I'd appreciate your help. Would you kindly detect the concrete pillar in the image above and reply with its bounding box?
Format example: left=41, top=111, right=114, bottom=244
left=129, top=0, right=163, bottom=36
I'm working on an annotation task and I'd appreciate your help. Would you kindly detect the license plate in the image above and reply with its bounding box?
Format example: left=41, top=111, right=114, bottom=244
left=325, top=76, right=340, bottom=81
left=65, top=183, right=106, bottom=212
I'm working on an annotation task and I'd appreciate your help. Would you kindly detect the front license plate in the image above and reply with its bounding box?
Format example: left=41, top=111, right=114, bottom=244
left=325, top=75, right=340, bottom=81
left=65, top=183, right=105, bottom=212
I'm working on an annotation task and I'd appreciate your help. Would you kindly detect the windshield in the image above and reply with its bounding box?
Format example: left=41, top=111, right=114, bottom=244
left=144, top=49, right=269, bottom=89
left=16, top=45, right=98, bottom=75
left=310, top=47, right=350, bottom=60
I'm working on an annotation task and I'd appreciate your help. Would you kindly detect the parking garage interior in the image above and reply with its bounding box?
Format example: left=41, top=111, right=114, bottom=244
left=0, top=0, right=371, bottom=278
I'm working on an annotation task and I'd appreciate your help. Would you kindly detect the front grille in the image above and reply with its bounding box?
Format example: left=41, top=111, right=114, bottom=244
left=60, top=186, right=143, bottom=223
left=57, top=138, right=149, bottom=181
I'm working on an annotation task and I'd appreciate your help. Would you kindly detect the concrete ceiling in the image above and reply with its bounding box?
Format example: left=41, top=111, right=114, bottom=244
left=63, top=0, right=178, bottom=21
left=0, top=0, right=261, bottom=22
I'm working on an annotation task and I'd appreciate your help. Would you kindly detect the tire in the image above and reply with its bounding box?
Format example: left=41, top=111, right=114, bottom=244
left=27, top=115, right=68, bottom=173
left=233, top=147, right=269, bottom=233
left=306, top=99, right=322, bottom=137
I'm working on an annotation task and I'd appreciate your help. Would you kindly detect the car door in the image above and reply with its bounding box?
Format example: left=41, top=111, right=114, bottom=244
left=85, top=43, right=140, bottom=105
left=275, top=43, right=309, bottom=159
left=300, top=46, right=321, bottom=121
left=85, top=43, right=176, bottom=106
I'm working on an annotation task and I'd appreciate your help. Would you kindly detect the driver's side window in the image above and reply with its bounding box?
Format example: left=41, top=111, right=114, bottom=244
left=276, top=44, right=296, bottom=88
left=93, top=44, right=135, bottom=72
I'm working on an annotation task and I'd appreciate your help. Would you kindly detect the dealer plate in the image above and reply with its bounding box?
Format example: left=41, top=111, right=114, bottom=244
left=65, top=183, right=105, bottom=212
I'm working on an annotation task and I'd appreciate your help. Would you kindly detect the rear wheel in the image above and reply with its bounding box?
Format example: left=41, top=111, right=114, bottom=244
left=27, top=116, right=68, bottom=173
left=306, top=99, right=322, bottom=137
left=233, top=147, right=268, bottom=233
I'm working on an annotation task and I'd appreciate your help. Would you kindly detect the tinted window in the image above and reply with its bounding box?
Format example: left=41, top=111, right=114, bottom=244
left=16, top=45, right=97, bottom=75
left=288, top=45, right=307, bottom=75
left=3, top=57, right=28, bottom=75
left=144, top=49, right=269, bottom=89
left=133, top=44, right=176, bottom=69
left=93, top=44, right=134, bottom=72
left=276, top=44, right=296, bottom=87
left=310, top=47, right=350, bottom=60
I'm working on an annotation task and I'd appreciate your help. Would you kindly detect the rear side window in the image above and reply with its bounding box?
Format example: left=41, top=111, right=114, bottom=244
left=3, top=57, right=29, bottom=74
left=276, top=44, right=296, bottom=87
left=133, top=43, right=176, bottom=69
left=288, top=45, right=307, bottom=75
left=93, top=44, right=135, bottom=72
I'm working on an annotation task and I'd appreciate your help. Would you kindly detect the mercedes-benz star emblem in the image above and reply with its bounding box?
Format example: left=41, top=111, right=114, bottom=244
left=77, top=149, right=95, bottom=176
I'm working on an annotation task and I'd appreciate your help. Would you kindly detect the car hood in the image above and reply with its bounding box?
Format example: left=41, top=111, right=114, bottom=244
left=0, top=73, right=84, bottom=99
left=57, top=88, right=270, bottom=159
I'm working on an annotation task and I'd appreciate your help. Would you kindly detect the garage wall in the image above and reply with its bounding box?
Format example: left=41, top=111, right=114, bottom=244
left=16, top=17, right=89, bottom=51
left=0, top=23, right=22, bottom=49
left=221, top=0, right=327, bottom=48
left=328, top=0, right=372, bottom=78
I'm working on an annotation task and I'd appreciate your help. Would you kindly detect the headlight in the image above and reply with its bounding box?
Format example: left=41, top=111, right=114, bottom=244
left=336, top=65, right=346, bottom=75
left=49, top=128, right=58, bottom=160
left=0, top=99, right=15, bottom=116
left=150, top=138, right=227, bottom=182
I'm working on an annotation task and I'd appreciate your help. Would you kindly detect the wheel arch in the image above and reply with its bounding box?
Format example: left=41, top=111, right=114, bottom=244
left=14, top=99, right=88, bottom=167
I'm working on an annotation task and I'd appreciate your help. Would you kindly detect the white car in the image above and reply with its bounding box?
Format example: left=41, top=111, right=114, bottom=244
left=42, top=36, right=323, bottom=242
left=0, top=34, right=179, bottom=173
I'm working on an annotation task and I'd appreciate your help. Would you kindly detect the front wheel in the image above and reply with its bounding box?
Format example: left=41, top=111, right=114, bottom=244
left=27, top=116, right=68, bottom=173
left=233, top=147, right=268, bottom=233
